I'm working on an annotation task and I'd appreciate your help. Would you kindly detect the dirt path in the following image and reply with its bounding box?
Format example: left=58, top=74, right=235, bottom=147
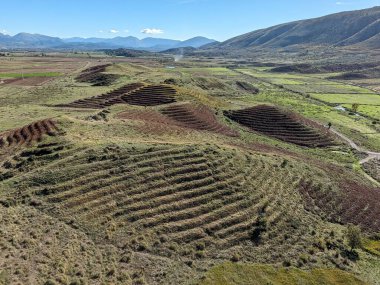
left=70, top=60, right=91, bottom=76
left=330, top=128, right=380, bottom=164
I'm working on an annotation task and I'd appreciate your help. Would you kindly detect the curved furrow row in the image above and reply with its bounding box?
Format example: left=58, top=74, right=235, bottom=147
left=43, top=145, right=193, bottom=202
left=121, top=85, right=177, bottom=106
left=224, top=105, right=335, bottom=147
left=18, top=144, right=322, bottom=253
left=88, top=155, right=231, bottom=220
left=66, top=158, right=211, bottom=215
left=160, top=103, right=238, bottom=136
left=0, top=119, right=58, bottom=149
left=56, top=83, right=144, bottom=109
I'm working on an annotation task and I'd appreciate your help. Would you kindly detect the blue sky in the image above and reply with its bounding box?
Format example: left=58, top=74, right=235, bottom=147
left=1, top=0, right=379, bottom=41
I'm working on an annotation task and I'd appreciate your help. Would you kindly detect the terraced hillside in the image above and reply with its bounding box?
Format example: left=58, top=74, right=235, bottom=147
left=118, top=103, right=237, bottom=136
left=160, top=103, right=238, bottom=136
left=2, top=144, right=342, bottom=263
left=224, top=105, right=335, bottom=147
left=0, top=141, right=77, bottom=183
left=121, top=85, right=177, bottom=106
left=56, top=82, right=144, bottom=109
left=0, top=119, right=58, bottom=149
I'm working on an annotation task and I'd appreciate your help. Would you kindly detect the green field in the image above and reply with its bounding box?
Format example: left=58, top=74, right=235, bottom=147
left=310, top=93, right=380, bottom=105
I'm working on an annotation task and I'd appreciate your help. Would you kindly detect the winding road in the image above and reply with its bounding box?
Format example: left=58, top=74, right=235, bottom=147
left=330, top=128, right=380, bottom=164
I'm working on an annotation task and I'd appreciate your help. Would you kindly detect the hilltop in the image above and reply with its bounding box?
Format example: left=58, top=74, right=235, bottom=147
left=200, top=6, right=380, bottom=59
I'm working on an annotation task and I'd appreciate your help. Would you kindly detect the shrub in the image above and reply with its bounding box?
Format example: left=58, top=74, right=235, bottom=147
left=345, top=224, right=362, bottom=251
left=280, top=159, right=288, bottom=168
left=250, top=213, right=267, bottom=245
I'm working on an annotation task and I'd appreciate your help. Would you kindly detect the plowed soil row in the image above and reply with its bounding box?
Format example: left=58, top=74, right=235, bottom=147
left=161, top=103, right=238, bottom=136
left=118, top=103, right=237, bottom=136
left=0, top=119, right=58, bottom=148
left=299, top=179, right=380, bottom=232
left=56, top=83, right=144, bottom=109
left=15, top=145, right=315, bottom=258
left=121, top=85, right=176, bottom=106
left=224, top=105, right=334, bottom=147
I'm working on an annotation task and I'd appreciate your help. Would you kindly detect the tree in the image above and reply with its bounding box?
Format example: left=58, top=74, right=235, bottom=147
left=345, top=224, right=362, bottom=251
left=352, top=103, right=360, bottom=113
left=327, top=122, right=332, bottom=129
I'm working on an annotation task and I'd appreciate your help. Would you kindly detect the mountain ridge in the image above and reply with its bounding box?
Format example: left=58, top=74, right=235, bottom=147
left=202, top=6, right=380, bottom=53
left=0, top=33, right=216, bottom=51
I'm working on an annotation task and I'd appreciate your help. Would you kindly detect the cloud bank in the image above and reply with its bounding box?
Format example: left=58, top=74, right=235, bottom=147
left=141, top=28, right=164, bottom=34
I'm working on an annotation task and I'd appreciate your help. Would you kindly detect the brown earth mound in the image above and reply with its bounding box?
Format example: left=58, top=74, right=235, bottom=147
left=56, top=83, right=144, bottom=109
left=117, top=109, right=185, bottom=135
left=224, top=105, right=334, bottom=147
left=299, top=179, right=380, bottom=232
left=121, top=85, right=176, bottom=106
left=161, top=103, right=238, bottom=136
left=76, top=64, right=120, bottom=86
left=118, top=103, right=238, bottom=136
left=0, top=119, right=58, bottom=149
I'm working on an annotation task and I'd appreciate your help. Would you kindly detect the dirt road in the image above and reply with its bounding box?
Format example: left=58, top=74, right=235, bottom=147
left=330, top=128, right=380, bottom=164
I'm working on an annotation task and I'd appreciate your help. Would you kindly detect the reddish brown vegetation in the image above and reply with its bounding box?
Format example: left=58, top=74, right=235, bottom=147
left=121, top=85, right=176, bottom=106
left=118, top=103, right=238, bottom=136
left=161, top=103, right=238, bottom=136
left=0, top=119, right=58, bottom=149
left=224, top=105, right=334, bottom=147
left=117, top=109, right=185, bottom=135
left=299, top=179, right=380, bottom=232
left=56, top=83, right=144, bottom=109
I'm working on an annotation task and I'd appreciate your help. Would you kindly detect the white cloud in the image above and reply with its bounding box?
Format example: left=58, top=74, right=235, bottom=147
left=141, top=28, right=164, bottom=35
left=110, top=29, right=119, bottom=34
left=124, top=29, right=129, bottom=33
left=98, top=30, right=104, bottom=33
left=0, top=29, right=9, bottom=35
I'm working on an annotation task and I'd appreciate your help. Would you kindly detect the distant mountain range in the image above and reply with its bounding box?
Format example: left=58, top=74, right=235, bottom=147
left=202, top=6, right=380, bottom=54
left=0, top=34, right=216, bottom=51
left=1, top=6, right=379, bottom=55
